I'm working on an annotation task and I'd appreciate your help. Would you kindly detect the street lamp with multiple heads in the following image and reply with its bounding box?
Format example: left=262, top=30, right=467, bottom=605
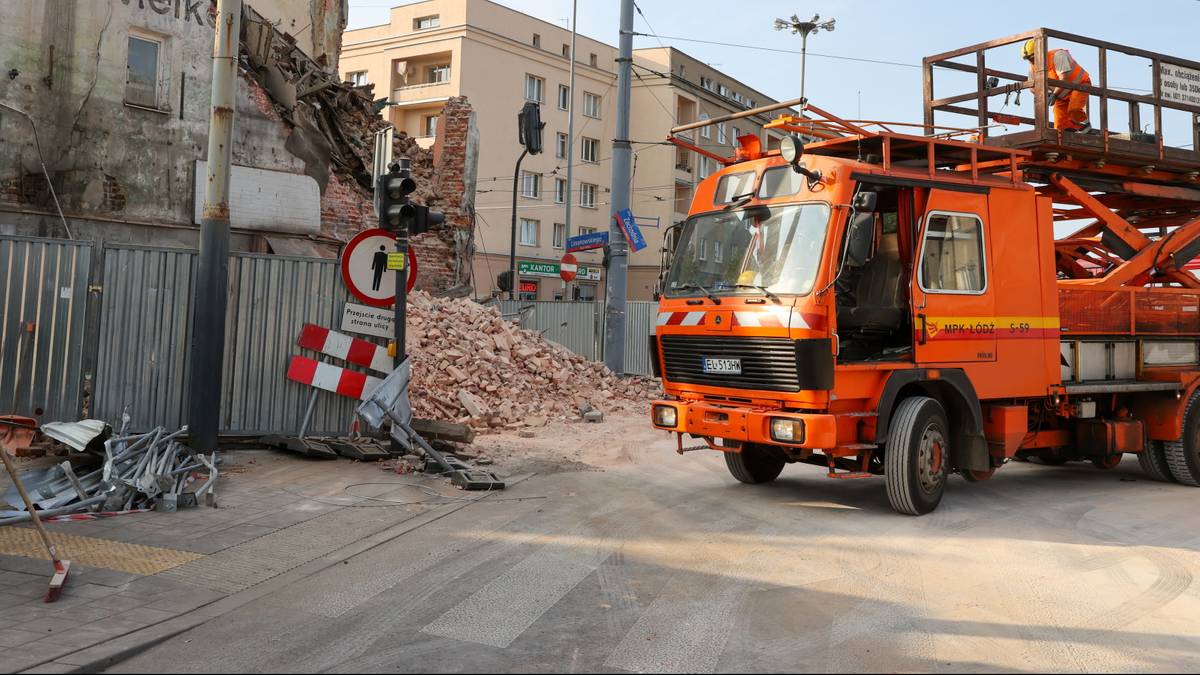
left=773, top=13, right=836, bottom=105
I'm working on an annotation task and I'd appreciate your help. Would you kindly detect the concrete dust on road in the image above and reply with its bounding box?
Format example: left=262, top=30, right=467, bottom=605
left=104, top=422, right=1200, bottom=674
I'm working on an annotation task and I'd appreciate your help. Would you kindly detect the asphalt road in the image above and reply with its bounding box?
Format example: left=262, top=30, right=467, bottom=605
left=110, top=437, right=1200, bottom=673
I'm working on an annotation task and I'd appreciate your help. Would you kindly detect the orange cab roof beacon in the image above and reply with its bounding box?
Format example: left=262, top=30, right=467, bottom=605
left=651, top=29, right=1200, bottom=515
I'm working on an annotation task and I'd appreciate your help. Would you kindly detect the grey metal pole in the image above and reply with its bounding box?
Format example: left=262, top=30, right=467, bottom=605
left=563, top=0, right=578, bottom=299
left=800, top=31, right=808, bottom=103
left=603, top=0, right=634, bottom=375
left=188, top=0, right=241, bottom=453
left=509, top=149, right=529, bottom=300
left=395, top=157, right=412, bottom=365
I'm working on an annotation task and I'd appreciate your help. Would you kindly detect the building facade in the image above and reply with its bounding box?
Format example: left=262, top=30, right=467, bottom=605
left=341, top=0, right=794, bottom=301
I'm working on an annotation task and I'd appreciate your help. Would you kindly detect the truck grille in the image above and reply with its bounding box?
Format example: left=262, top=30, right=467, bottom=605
left=660, top=335, right=802, bottom=392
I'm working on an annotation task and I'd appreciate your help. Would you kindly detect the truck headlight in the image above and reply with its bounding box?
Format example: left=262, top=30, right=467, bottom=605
left=653, top=405, right=678, bottom=428
left=770, top=418, right=805, bottom=444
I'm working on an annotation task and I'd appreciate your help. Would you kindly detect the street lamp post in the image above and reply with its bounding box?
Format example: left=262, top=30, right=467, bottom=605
left=773, top=13, right=836, bottom=104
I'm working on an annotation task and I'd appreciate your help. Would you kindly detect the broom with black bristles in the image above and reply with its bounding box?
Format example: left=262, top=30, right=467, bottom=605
left=0, top=441, right=72, bottom=602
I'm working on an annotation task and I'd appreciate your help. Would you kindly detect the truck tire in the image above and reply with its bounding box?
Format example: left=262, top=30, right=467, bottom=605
left=1165, top=391, right=1200, bottom=486
left=885, top=397, right=950, bottom=516
left=724, top=444, right=785, bottom=484
left=1137, top=441, right=1175, bottom=483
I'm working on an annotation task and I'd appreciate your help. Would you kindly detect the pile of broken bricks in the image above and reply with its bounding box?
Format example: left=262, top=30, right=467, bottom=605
left=406, top=291, right=659, bottom=433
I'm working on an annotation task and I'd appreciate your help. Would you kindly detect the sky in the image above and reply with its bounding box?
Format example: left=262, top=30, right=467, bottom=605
left=347, top=0, right=1200, bottom=149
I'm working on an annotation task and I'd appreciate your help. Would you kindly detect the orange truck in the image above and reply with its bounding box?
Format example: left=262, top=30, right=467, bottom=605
left=648, top=30, right=1200, bottom=514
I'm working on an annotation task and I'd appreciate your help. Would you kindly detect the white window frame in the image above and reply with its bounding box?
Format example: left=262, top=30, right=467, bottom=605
left=698, top=157, right=711, bottom=179
left=579, top=226, right=597, bottom=236
left=583, top=91, right=601, bottom=119
left=917, top=210, right=989, bottom=296
left=524, top=74, right=545, bottom=103
left=552, top=223, right=566, bottom=249
left=716, top=122, right=727, bottom=144
left=556, top=133, right=568, bottom=159
left=580, top=183, right=597, bottom=209
left=532, top=33, right=541, bottom=49
left=347, top=70, right=369, bottom=86
left=519, top=218, right=539, bottom=246
left=414, top=15, right=440, bottom=30
left=558, top=84, right=570, bottom=111
left=125, top=33, right=164, bottom=110
left=554, top=178, right=567, bottom=204
left=422, top=115, right=439, bottom=138
left=520, top=171, right=541, bottom=199
left=732, top=127, right=741, bottom=144
left=699, top=113, right=710, bottom=139
left=698, top=238, right=707, bottom=261
left=426, top=64, right=450, bottom=84
left=581, top=137, right=599, bottom=163
left=714, top=240, right=723, bottom=263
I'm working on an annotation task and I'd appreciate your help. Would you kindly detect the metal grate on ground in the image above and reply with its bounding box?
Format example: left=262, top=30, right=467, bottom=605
left=0, top=526, right=202, bottom=576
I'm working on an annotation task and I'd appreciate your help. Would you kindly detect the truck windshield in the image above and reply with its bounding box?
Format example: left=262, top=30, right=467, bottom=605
left=664, top=203, right=831, bottom=298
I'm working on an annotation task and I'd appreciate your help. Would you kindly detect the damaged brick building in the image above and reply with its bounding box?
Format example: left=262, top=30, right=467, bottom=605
left=0, top=0, right=478, bottom=293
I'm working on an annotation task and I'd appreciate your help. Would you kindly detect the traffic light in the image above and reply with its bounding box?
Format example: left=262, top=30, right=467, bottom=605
left=378, top=163, right=416, bottom=232
left=497, top=270, right=515, bottom=293
left=410, top=204, right=445, bottom=235
left=518, top=101, right=544, bottom=155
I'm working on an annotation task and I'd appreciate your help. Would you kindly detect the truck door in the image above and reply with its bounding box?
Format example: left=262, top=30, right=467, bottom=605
left=912, top=189, right=997, bottom=364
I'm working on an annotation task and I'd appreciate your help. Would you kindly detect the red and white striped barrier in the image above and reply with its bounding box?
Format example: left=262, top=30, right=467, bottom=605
left=297, top=324, right=392, bottom=374
left=287, top=356, right=382, bottom=400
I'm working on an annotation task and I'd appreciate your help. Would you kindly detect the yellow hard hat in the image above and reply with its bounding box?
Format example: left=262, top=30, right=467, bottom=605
left=1020, top=39, right=1036, bottom=61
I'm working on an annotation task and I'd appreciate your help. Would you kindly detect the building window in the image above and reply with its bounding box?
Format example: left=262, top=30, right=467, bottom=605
left=519, top=279, right=539, bottom=301
left=732, top=127, right=741, bottom=145
left=718, top=84, right=729, bottom=97
left=524, top=74, right=544, bottom=102
left=520, top=171, right=541, bottom=199
left=580, top=183, right=597, bottom=208
left=579, top=226, right=597, bottom=236
left=558, top=84, right=570, bottom=111
left=714, top=240, right=723, bottom=263
left=125, top=35, right=161, bottom=109
left=581, top=137, right=599, bottom=163
left=746, top=98, right=756, bottom=109
left=519, top=218, right=539, bottom=246
left=562, top=44, right=571, bottom=58
left=532, top=33, right=541, bottom=48
left=698, top=157, right=711, bottom=179
left=426, top=64, right=450, bottom=83
left=700, top=76, right=714, bottom=91
left=414, top=15, right=440, bottom=30
left=698, top=238, right=707, bottom=261
left=553, top=223, right=566, bottom=249
left=556, top=132, right=568, bottom=159
left=583, top=92, right=601, bottom=119
left=422, top=115, right=439, bottom=138
left=920, top=212, right=987, bottom=293
left=674, top=183, right=691, bottom=214
left=589, top=53, right=598, bottom=67
left=699, top=113, right=710, bottom=139
left=554, top=178, right=567, bottom=203
left=717, top=122, right=727, bottom=144
left=347, top=71, right=369, bottom=86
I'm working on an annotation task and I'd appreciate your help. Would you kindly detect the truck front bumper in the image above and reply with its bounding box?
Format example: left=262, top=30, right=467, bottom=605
left=650, top=399, right=837, bottom=450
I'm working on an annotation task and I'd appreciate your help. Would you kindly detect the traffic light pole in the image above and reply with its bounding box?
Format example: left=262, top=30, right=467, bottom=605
left=508, top=148, right=529, bottom=300
left=188, top=0, right=241, bottom=452
left=602, top=0, right=634, bottom=375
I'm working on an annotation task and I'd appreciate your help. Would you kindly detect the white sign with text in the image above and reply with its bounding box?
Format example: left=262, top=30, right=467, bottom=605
left=341, top=302, right=395, bottom=339
left=1160, top=62, right=1200, bottom=107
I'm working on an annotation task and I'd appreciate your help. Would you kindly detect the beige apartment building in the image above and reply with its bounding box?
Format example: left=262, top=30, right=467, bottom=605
left=341, top=0, right=794, bottom=301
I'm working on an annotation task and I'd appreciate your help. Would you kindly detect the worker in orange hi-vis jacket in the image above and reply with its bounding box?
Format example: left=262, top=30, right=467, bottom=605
left=1022, top=39, right=1092, bottom=132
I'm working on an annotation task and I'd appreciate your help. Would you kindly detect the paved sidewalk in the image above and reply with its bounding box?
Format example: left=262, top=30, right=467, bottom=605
left=0, top=450, right=466, bottom=673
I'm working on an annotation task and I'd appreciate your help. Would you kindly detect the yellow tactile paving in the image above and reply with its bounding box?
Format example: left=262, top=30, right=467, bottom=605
left=0, top=526, right=202, bottom=575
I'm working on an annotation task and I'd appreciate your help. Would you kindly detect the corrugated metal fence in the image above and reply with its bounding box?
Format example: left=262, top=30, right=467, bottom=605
left=0, top=235, right=92, bottom=422
left=0, top=233, right=658, bottom=433
left=92, top=245, right=364, bottom=435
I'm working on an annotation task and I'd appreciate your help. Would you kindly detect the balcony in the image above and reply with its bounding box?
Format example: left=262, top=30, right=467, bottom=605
left=391, top=80, right=456, bottom=105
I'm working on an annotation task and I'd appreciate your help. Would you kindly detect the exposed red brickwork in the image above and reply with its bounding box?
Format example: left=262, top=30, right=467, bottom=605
left=316, top=96, right=476, bottom=294
left=320, top=172, right=375, bottom=241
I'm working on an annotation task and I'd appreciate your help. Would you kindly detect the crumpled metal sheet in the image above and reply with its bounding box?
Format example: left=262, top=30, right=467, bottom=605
left=40, top=419, right=109, bottom=452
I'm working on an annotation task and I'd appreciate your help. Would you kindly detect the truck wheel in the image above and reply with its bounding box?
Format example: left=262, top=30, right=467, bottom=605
left=1138, top=441, right=1176, bottom=483
left=885, top=397, right=950, bottom=516
left=724, top=444, right=785, bottom=484
left=1165, top=391, right=1200, bottom=486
